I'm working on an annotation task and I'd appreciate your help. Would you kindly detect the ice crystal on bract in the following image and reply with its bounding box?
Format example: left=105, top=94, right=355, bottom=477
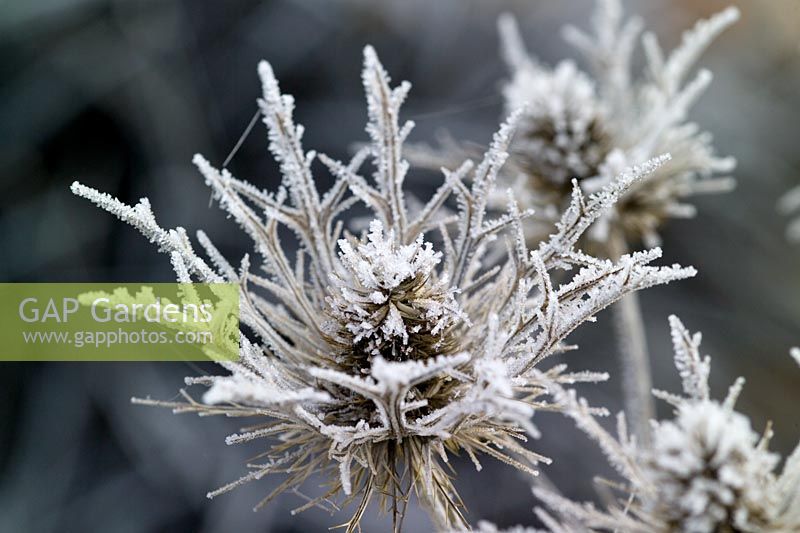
left=72, top=46, right=695, bottom=531
left=530, top=316, right=800, bottom=533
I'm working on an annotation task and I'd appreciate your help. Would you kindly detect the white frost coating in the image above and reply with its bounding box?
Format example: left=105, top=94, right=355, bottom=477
left=668, top=314, right=710, bottom=400
left=338, top=220, right=439, bottom=291
left=202, top=373, right=331, bottom=407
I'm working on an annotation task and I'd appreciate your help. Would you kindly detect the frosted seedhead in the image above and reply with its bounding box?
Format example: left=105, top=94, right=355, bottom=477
left=325, top=219, right=467, bottom=368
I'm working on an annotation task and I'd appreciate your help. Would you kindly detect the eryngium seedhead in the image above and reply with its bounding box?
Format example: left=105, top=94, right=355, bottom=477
left=532, top=316, right=800, bottom=533
left=498, top=1, right=739, bottom=248
left=73, top=46, right=694, bottom=531
left=644, top=400, right=779, bottom=531
left=502, top=60, right=611, bottom=194
left=408, top=1, right=738, bottom=250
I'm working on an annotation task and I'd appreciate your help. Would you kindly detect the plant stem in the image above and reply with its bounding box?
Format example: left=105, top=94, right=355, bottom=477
left=608, top=229, right=654, bottom=447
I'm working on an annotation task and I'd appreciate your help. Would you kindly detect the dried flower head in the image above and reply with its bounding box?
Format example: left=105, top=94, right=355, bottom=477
left=324, top=220, right=467, bottom=366
left=644, top=401, right=779, bottom=531
left=72, top=46, right=694, bottom=531
left=530, top=316, right=800, bottom=533
left=499, top=0, right=739, bottom=248
left=410, top=0, right=738, bottom=249
left=502, top=60, right=611, bottom=198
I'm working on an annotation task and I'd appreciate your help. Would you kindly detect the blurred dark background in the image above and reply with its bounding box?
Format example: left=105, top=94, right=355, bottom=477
left=1, top=1, right=799, bottom=531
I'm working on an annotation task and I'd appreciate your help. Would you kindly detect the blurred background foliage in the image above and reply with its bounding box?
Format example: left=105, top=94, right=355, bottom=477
left=1, top=0, right=799, bottom=531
